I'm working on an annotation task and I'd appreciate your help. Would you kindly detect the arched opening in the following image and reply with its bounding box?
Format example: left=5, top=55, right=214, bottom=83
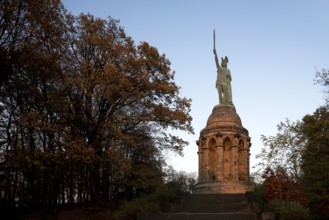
left=238, top=140, right=245, bottom=181
left=208, top=138, right=217, bottom=182
left=223, top=137, right=232, bottom=180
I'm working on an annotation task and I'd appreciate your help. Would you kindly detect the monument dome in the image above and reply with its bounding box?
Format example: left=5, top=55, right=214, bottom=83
left=201, top=105, right=249, bottom=137
left=206, top=105, right=242, bottom=126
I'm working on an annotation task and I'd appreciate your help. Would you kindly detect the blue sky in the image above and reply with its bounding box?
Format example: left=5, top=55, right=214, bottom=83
left=62, top=0, right=329, bottom=173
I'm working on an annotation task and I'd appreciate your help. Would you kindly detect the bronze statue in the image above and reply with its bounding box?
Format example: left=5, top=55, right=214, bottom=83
left=213, top=30, right=233, bottom=106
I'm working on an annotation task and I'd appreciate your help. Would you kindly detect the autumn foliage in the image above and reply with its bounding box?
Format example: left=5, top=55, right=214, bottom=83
left=258, top=105, right=329, bottom=217
left=0, top=0, right=193, bottom=216
left=262, top=167, right=308, bottom=205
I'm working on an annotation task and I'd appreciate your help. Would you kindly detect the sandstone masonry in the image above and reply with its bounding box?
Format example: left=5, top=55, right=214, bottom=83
left=193, top=105, right=252, bottom=194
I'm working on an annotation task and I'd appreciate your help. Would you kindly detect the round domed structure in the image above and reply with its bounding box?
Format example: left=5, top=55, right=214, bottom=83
left=201, top=105, right=248, bottom=137
left=207, top=105, right=242, bottom=126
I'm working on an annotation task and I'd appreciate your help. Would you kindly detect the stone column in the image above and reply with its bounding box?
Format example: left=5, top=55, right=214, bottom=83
left=247, top=149, right=251, bottom=181
left=214, top=134, right=223, bottom=181
left=196, top=140, right=203, bottom=183
left=232, top=135, right=239, bottom=181
left=200, top=139, right=206, bottom=183
left=216, top=143, right=224, bottom=181
left=231, top=145, right=239, bottom=180
left=245, top=140, right=251, bottom=181
left=237, top=137, right=245, bottom=181
left=202, top=138, right=210, bottom=182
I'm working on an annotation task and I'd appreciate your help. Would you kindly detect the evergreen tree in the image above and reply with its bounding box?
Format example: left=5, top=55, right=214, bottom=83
left=300, top=106, right=329, bottom=212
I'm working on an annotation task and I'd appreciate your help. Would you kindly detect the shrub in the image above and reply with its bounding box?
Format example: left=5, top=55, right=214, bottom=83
left=111, top=181, right=186, bottom=220
left=112, top=197, right=160, bottom=220
left=250, top=183, right=266, bottom=213
left=265, top=199, right=310, bottom=220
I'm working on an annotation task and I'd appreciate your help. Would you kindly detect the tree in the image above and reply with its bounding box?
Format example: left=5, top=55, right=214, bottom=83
left=315, top=68, right=329, bottom=103
left=165, top=166, right=197, bottom=194
left=256, top=107, right=329, bottom=213
left=254, top=69, right=329, bottom=218
left=61, top=13, right=193, bottom=202
left=0, top=0, right=68, bottom=211
left=262, top=166, right=307, bottom=205
left=255, top=119, right=304, bottom=179
left=300, top=106, right=329, bottom=212
left=0, top=1, right=193, bottom=216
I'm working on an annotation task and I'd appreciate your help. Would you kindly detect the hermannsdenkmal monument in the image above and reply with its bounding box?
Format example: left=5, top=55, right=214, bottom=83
left=139, top=32, right=256, bottom=220
left=193, top=30, right=252, bottom=194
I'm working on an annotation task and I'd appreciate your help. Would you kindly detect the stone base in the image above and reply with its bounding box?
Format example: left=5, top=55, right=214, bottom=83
left=193, top=181, right=252, bottom=194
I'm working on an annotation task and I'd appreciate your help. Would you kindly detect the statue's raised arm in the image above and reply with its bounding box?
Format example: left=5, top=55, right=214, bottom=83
left=213, top=30, right=220, bottom=69
left=214, top=49, right=220, bottom=70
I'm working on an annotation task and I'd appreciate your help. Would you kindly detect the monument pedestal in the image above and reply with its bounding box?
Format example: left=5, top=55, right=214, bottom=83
left=193, top=181, right=251, bottom=194
left=193, top=105, right=252, bottom=194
